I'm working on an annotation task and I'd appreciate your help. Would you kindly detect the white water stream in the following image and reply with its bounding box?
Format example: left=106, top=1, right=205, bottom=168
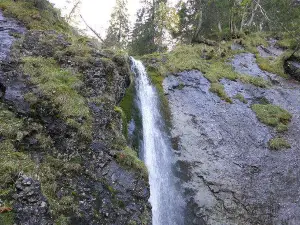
left=131, top=58, right=184, bottom=225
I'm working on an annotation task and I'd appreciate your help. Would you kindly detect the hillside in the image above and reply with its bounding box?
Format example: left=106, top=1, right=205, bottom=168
left=0, top=1, right=150, bottom=224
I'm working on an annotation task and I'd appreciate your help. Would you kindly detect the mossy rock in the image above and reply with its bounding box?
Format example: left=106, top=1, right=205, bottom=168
left=116, top=147, right=148, bottom=180
left=251, top=104, right=292, bottom=130
left=268, top=138, right=291, bottom=150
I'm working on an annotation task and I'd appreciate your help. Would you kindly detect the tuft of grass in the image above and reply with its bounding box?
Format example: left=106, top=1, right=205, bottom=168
left=114, top=106, right=128, bottom=138
left=0, top=107, right=23, bottom=139
left=251, top=104, right=292, bottom=130
left=0, top=0, right=70, bottom=32
left=116, top=147, right=148, bottom=180
left=242, top=32, right=269, bottom=54
left=268, top=138, right=291, bottom=150
left=210, top=83, right=232, bottom=103
left=234, top=93, right=248, bottom=104
left=256, top=54, right=289, bottom=78
left=276, top=123, right=288, bottom=133
left=22, top=57, right=92, bottom=140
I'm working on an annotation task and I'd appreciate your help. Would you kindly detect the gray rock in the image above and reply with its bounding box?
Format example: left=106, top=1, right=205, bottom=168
left=163, top=53, right=300, bottom=224
left=14, top=175, right=53, bottom=225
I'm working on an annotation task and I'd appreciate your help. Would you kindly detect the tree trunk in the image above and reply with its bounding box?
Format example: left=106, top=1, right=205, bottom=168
left=192, top=0, right=203, bottom=42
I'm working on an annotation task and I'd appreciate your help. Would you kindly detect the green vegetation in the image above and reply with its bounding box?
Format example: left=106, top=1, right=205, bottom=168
left=119, top=80, right=135, bottom=126
left=210, top=83, right=232, bottom=103
left=114, top=106, right=128, bottom=138
left=251, top=104, right=292, bottom=129
left=0, top=211, right=15, bottom=225
left=268, top=138, right=291, bottom=150
left=116, top=147, right=148, bottom=180
left=22, top=57, right=92, bottom=140
left=147, top=69, right=172, bottom=127
left=0, top=0, right=69, bottom=32
left=252, top=104, right=293, bottom=150
left=141, top=43, right=269, bottom=103
left=256, top=54, right=289, bottom=78
left=234, top=93, right=248, bottom=104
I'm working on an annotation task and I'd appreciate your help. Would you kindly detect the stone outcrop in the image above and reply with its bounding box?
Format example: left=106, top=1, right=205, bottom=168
left=163, top=53, right=300, bottom=224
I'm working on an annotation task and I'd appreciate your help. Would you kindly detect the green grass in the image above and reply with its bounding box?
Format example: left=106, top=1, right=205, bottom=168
left=22, top=57, right=92, bottom=140
left=242, top=32, right=269, bottom=54
left=256, top=54, right=289, bottom=78
left=251, top=104, right=292, bottom=130
left=141, top=43, right=269, bottom=104
left=116, top=147, right=148, bottom=180
left=0, top=0, right=69, bottom=32
left=268, top=138, right=291, bottom=150
left=114, top=106, right=128, bottom=138
left=210, top=83, right=232, bottom=103
left=234, top=93, right=248, bottom=104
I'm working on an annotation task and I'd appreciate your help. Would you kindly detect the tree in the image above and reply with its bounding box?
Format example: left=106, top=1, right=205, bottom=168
left=130, top=0, right=179, bottom=55
left=104, top=0, right=130, bottom=49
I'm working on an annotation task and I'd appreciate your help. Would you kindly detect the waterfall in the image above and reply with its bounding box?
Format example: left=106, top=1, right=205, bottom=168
left=130, top=58, right=184, bottom=225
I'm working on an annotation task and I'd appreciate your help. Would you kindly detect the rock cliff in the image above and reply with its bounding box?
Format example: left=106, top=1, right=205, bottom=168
left=0, top=2, right=150, bottom=224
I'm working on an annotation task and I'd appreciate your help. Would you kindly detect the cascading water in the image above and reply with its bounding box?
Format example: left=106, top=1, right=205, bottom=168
left=130, top=57, right=184, bottom=225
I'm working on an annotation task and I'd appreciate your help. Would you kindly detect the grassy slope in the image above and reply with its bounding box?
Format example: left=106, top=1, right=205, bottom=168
left=0, top=0, right=147, bottom=223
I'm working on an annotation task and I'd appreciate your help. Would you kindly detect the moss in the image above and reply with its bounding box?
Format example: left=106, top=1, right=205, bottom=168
left=114, top=106, right=128, bottom=138
left=234, top=93, right=248, bottom=104
left=204, top=61, right=238, bottom=83
left=210, top=83, right=232, bottom=103
left=116, top=147, right=148, bottom=180
left=251, top=104, right=292, bottom=130
left=0, top=211, right=15, bottom=225
left=147, top=69, right=172, bottom=127
left=22, top=57, right=92, bottom=140
left=0, top=0, right=70, bottom=32
left=38, top=156, right=82, bottom=220
left=239, top=75, right=269, bottom=88
left=268, top=138, right=291, bottom=150
left=0, top=106, right=23, bottom=139
left=256, top=54, right=289, bottom=78
left=243, top=32, right=269, bottom=54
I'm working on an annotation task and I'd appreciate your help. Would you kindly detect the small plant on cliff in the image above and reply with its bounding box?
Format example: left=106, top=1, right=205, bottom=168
left=116, top=147, right=148, bottom=180
left=251, top=104, right=292, bottom=129
left=234, top=93, right=248, bottom=104
left=268, top=138, right=291, bottom=150
left=210, top=83, right=232, bottom=103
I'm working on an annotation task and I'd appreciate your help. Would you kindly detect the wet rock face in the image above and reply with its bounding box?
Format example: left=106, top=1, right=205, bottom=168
left=0, top=11, right=25, bottom=61
left=14, top=175, right=52, bottom=225
left=164, top=54, right=300, bottom=224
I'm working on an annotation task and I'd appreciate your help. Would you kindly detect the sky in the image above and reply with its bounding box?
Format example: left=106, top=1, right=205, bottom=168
left=49, top=0, right=179, bottom=38
left=49, top=0, right=141, bottom=37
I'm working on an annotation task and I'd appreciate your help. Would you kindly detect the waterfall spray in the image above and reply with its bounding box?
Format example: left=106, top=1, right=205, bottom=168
left=130, top=57, right=184, bottom=225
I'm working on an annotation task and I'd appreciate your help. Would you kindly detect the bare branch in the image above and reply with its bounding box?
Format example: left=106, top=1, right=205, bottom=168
left=80, top=14, right=104, bottom=42
left=66, top=1, right=81, bottom=23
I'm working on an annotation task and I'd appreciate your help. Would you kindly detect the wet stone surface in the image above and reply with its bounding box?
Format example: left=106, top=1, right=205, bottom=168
left=163, top=53, right=300, bottom=224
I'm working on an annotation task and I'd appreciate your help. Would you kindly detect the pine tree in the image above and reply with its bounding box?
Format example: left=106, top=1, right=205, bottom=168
left=104, top=0, right=130, bottom=49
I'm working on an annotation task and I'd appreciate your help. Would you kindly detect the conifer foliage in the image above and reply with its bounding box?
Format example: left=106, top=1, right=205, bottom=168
left=104, top=0, right=130, bottom=49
